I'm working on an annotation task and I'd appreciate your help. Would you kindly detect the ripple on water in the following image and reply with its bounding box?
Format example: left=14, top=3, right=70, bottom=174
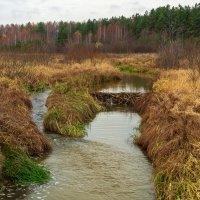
left=1, top=76, right=155, bottom=200
left=24, top=139, right=155, bottom=200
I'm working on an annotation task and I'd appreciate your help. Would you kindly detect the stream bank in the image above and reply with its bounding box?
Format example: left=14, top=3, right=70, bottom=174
left=0, top=75, right=155, bottom=200
left=135, top=70, right=200, bottom=199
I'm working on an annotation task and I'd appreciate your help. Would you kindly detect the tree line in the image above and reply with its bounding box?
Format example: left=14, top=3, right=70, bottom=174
left=0, top=3, right=199, bottom=52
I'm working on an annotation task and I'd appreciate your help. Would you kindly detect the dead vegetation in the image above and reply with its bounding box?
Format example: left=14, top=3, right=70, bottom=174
left=91, top=92, right=144, bottom=106
left=136, top=69, right=200, bottom=199
left=2, top=49, right=200, bottom=199
left=0, top=52, right=123, bottom=151
left=0, top=53, right=121, bottom=92
left=0, top=78, right=51, bottom=156
left=109, top=53, right=157, bottom=68
left=157, top=41, right=200, bottom=71
left=64, top=45, right=104, bottom=63
left=44, top=83, right=103, bottom=137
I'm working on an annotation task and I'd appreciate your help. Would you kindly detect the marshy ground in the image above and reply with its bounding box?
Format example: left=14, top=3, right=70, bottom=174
left=0, top=52, right=199, bottom=199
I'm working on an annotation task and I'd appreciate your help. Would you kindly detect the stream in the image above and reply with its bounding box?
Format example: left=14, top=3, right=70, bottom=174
left=0, top=75, right=155, bottom=200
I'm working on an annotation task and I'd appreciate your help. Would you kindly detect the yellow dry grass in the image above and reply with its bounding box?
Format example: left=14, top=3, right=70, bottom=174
left=136, top=69, right=200, bottom=200
left=108, top=53, right=157, bottom=68
left=0, top=77, right=51, bottom=155
left=30, top=60, right=121, bottom=86
left=0, top=55, right=122, bottom=91
left=0, top=53, right=124, bottom=153
left=153, top=69, right=200, bottom=116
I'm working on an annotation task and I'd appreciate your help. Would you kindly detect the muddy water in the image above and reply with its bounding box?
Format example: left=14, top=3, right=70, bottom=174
left=0, top=76, right=155, bottom=200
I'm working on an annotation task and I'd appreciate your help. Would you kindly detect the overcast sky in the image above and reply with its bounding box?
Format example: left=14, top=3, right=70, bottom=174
left=0, top=0, right=198, bottom=24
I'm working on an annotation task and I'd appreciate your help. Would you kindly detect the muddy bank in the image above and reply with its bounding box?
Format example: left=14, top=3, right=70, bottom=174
left=135, top=70, right=200, bottom=199
left=0, top=78, right=51, bottom=155
left=0, top=74, right=155, bottom=199
left=44, top=84, right=102, bottom=137
left=0, top=78, right=51, bottom=188
left=28, top=77, right=155, bottom=200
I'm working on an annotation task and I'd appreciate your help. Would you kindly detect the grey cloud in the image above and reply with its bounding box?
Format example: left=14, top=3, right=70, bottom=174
left=90, top=11, right=98, bottom=15
left=0, top=0, right=198, bottom=24
left=109, top=4, right=120, bottom=10
left=11, top=8, right=40, bottom=20
left=128, top=1, right=140, bottom=6
left=48, top=6, right=63, bottom=11
left=28, top=8, right=40, bottom=15
left=5, top=0, right=24, bottom=3
left=137, top=5, right=148, bottom=12
left=40, top=0, right=48, bottom=3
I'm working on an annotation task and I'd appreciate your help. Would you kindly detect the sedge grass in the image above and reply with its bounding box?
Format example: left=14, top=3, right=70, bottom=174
left=2, top=146, right=50, bottom=185
left=44, top=83, right=103, bottom=137
left=136, top=69, right=200, bottom=200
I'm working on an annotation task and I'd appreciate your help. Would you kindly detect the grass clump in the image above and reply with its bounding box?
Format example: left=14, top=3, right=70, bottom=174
left=2, top=147, right=50, bottom=185
left=62, top=124, right=86, bottom=137
left=44, top=84, right=102, bottom=137
left=135, top=69, right=200, bottom=199
left=114, top=63, right=158, bottom=76
left=21, top=80, right=46, bottom=93
left=53, top=82, right=70, bottom=94
left=0, top=78, right=51, bottom=155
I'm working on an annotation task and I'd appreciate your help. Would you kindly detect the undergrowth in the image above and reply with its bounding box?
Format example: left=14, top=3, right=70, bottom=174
left=135, top=69, right=200, bottom=200
left=44, top=83, right=103, bottom=137
left=0, top=78, right=51, bottom=155
left=114, top=63, right=158, bottom=76
left=2, top=147, right=50, bottom=185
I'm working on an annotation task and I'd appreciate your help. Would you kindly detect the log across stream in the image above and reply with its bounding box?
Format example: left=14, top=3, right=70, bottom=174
left=0, top=76, right=155, bottom=200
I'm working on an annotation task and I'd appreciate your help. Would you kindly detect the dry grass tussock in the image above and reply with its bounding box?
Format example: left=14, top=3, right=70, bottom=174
left=0, top=52, right=134, bottom=184
left=0, top=78, right=51, bottom=155
left=136, top=69, right=200, bottom=199
left=109, top=53, right=157, bottom=68
left=44, top=83, right=103, bottom=137
left=0, top=53, right=121, bottom=91
left=30, top=60, right=121, bottom=87
left=0, top=54, right=121, bottom=142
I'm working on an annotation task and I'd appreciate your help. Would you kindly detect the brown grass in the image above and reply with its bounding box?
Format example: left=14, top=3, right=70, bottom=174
left=0, top=78, right=51, bottom=156
left=64, top=45, right=104, bottom=63
left=109, top=53, right=157, bottom=68
left=44, top=84, right=103, bottom=137
left=136, top=69, right=200, bottom=199
left=157, top=41, right=200, bottom=71
left=0, top=52, right=123, bottom=140
left=42, top=59, right=122, bottom=137
left=0, top=53, right=122, bottom=92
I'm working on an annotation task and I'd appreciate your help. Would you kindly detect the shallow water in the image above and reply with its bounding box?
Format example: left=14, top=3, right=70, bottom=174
left=0, top=75, right=155, bottom=200
left=98, top=75, right=152, bottom=93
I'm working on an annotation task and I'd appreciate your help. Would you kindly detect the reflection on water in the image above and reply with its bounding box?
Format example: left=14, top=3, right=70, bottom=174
left=99, top=75, right=153, bottom=93
left=0, top=75, right=155, bottom=200
left=86, top=111, right=141, bottom=153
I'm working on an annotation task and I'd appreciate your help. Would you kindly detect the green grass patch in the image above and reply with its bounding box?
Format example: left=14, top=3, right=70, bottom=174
left=114, top=63, right=158, bottom=76
left=54, top=82, right=70, bottom=94
left=44, top=108, right=65, bottom=122
left=44, top=84, right=103, bottom=137
left=2, top=147, right=50, bottom=185
left=154, top=169, right=199, bottom=200
left=21, top=80, right=47, bottom=93
left=61, top=124, right=86, bottom=137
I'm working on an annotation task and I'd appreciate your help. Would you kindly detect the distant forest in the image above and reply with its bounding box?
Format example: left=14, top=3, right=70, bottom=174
left=0, top=3, right=200, bottom=53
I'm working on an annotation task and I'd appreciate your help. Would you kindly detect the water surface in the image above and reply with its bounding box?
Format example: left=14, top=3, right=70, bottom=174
left=0, top=75, right=155, bottom=200
left=98, top=75, right=152, bottom=93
